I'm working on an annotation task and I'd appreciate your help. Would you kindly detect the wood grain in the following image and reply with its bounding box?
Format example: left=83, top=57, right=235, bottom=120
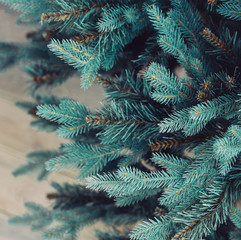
left=0, top=7, right=104, bottom=239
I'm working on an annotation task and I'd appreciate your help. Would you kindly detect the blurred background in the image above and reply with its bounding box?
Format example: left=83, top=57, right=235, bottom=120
left=0, top=4, right=104, bottom=239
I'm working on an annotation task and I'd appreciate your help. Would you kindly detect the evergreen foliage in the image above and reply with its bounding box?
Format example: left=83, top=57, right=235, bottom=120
left=1, top=0, right=241, bottom=239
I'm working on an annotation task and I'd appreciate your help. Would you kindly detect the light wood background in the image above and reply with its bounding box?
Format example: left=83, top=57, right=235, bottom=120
left=0, top=6, right=104, bottom=240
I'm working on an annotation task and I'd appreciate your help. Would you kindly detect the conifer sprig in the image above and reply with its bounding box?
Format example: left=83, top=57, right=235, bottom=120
left=2, top=0, right=241, bottom=239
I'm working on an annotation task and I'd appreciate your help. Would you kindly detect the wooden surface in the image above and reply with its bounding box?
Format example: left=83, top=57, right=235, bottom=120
left=0, top=7, right=104, bottom=240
